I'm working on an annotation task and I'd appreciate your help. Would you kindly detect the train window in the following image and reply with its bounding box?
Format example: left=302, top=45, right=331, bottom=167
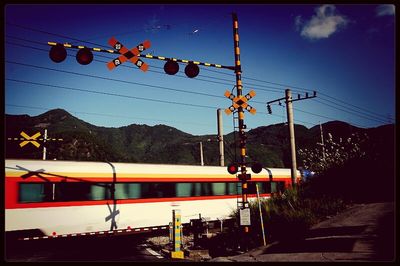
left=227, top=182, right=238, bottom=195
left=212, top=183, right=226, bottom=196
left=55, top=182, right=92, bottom=201
left=192, top=183, right=202, bottom=196
left=176, top=183, right=192, bottom=197
left=200, top=183, right=212, bottom=196
left=270, top=182, right=277, bottom=193
left=125, top=183, right=141, bottom=199
left=19, top=183, right=53, bottom=203
left=91, top=183, right=107, bottom=200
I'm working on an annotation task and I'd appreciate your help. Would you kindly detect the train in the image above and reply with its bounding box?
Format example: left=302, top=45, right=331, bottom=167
left=5, top=159, right=300, bottom=240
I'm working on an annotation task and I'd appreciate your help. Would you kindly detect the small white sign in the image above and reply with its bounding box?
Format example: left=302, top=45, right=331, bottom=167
left=240, top=208, right=251, bottom=226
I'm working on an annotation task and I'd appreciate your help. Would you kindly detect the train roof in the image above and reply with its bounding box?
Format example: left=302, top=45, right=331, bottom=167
left=5, top=159, right=299, bottom=180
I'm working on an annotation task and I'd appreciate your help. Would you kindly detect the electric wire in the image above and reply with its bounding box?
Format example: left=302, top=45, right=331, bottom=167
left=6, top=21, right=393, bottom=121
left=7, top=30, right=392, bottom=123
left=5, top=23, right=393, bottom=126
left=5, top=104, right=214, bottom=127
left=6, top=78, right=219, bottom=110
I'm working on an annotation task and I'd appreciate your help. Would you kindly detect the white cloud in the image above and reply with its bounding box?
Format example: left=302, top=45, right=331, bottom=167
left=296, top=5, right=349, bottom=40
left=376, top=4, right=395, bottom=17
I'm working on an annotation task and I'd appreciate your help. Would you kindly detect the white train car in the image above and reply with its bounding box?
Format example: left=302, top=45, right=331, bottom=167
left=5, top=159, right=299, bottom=240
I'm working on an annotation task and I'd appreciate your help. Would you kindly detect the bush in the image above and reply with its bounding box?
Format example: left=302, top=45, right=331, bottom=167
left=230, top=185, right=347, bottom=248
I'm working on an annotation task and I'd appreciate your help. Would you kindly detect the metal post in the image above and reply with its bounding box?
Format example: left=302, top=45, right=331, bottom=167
left=319, top=122, right=326, bottom=160
left=200, top=142, right=204, bottom=166
left=42, top=129, right=47, bottom=160
left=285, top=89, right=297, bottom=187
left=171, top=209, right=184, bottom=259
left=169, top=222, right=173, bottom=243
left=232, top=13, right=251, bottom=250
left=256, top=184, right=267, bottom=246
left=217, top=109, right=225, bottom=166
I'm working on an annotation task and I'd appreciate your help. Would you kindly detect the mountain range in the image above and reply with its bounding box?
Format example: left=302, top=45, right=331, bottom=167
left=5, top=109, right=395, bottom=168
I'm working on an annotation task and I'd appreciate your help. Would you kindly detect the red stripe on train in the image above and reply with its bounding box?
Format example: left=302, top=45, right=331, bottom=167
left=5, top=193, right=272, bottom=209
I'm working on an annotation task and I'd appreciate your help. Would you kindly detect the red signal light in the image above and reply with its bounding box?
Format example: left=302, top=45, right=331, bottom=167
left=227, top=163, right=239, bottom=175
left=185, top=63, right=199, bottom=78
left=76, top=48, right=93, bottom=65
left=49, top=44, right=67, bottom=63
left=164, top=60, right=179, bottom=75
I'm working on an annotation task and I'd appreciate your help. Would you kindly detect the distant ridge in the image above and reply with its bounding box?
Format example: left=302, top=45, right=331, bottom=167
left=5, top=109, right=395, bottom=167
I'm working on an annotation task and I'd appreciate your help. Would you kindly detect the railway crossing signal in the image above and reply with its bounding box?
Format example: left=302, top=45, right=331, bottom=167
left=48, top=41, right=234, bottom=78
left=227, top=162, right=239, bottom=175
left=224, top=89, right=256, bottom=115
left=227, top=162, right=263, bottom=176
left=164, top=60, right=179, bottom=75
left=49, top=43, right=67, bottom=63
left=76, top=47, right=93, bottom=65
left=106, top=37, right=151, bottom=72
left=18, top=131, right=41, bottom=148
left=7, top=131, right=63, bottom=148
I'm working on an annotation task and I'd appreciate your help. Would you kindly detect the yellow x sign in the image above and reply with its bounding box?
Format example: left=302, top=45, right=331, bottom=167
left=19, top=131, right=41, bottom=148
left=224, top=90, right=256, bottom=115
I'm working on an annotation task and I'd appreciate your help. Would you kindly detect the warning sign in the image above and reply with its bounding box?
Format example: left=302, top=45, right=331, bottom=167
left=239, top=207, right=251, bottom=226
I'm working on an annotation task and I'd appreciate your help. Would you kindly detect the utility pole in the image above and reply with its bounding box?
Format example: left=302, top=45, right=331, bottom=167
left=199, top=142, right=204, bottom=166
left=286, top=89, right=297, bottom=188
left=267, top=89, right=317, bottom=187
left=42, top=129, right=47, bottom=160
left=217, top=109, right=225, bottom=166
left=319, top=122, right=326, bottom=160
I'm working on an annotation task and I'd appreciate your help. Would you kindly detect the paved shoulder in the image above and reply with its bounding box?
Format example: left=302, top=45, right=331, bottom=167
left=211, top=202, right=395, bottom=262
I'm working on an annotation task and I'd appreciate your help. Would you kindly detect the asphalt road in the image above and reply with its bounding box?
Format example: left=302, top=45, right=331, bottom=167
left=211, top=202, right=396, bottom=262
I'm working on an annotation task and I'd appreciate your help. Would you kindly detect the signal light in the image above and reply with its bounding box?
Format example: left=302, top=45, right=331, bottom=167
left=49, top=44, right=67, bottom=63
left=227, top=163, right=239, bottom=175
left=185, top=63, right=200, bottom=78
left=251, top=162, right=263, bottom=174
left=76, top=48, right=93, bottom=65
left=164, top=60, right=179, bottom=75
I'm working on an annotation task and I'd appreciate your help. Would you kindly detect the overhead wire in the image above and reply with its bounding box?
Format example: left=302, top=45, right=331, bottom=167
left=6, top=22, right=392, bottom=120
left=5, top=103, right=214, bottom=127
left=5, top=23, right=393, bottom=127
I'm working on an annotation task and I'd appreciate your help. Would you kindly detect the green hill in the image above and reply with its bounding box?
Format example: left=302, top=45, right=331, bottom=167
left=5, top=109, right=395, bottom=168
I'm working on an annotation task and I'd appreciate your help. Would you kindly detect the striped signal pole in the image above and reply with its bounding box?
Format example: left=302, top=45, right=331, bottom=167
left=232, top=12, right=250, bottom=239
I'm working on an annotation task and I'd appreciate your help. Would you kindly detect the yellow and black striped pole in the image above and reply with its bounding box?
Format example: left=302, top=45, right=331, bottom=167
left=171, top=209, right=184, bottom=259
left=47, top=42, right=235, bottom=71
left=232, top=12, right=251, bottom=244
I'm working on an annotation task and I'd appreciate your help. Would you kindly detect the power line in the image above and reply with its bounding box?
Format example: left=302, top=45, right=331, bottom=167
left=6, top=78, right=218, bottom=110
left=8, top=30, right=391, bottom=123
left=5, top=103, right=214, bottom=127
left=6, top=21, right=393, bottom=122
left=5, top=60, right=226, bottom=100
left=4, top=59, right=379, bottom=129
left=317, top=91, right=392, bottom=121
left=5, top=27, right=392, bottom=127
left=313, top=98, right=388, bottom=124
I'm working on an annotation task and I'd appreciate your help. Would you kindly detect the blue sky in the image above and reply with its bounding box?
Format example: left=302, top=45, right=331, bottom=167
left=5, top=4, right=395, bottom=136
